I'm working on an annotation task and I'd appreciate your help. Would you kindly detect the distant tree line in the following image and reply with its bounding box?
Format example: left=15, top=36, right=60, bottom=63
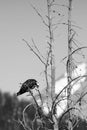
left=0, top=91, right=87, bottom=130
left=0, top=91, right=29, bottom=130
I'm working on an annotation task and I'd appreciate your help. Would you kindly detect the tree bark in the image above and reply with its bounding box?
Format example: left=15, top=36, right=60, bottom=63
left=67, top=0, right=73, bottom=119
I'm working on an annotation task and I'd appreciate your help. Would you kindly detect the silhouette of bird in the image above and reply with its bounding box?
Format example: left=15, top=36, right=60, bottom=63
left=17, top=79, right=39, bottom=96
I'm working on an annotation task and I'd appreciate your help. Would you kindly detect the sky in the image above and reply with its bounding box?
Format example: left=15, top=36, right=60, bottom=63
left=38, top=63, right=87, bottom=117
left=0, top=0, right=87, bottom=96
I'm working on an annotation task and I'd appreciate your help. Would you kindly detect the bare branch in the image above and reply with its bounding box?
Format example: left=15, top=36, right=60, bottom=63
left=61, top=46, right=87, bottom=62
left=54, top=97, right=67, bottom=114
left=28, top=89, right=39, bottom=109
left=51, top=3, right=68, bottom=8
left=70, top=46, right=87, bottom=57
left=35, top=88, right=43, bottom=107
left=59, top=107, right=83, bottom=124
left=22, top=39, right=46, bottom=65
left=74, top=91, right=87, bottom=106
left=13, top=118, right=28, bottom=130
left=51, top=75, right=87, bottom=112
left=30, top=3, right=48, bottom=27
left=53, top=22, right=82, bottom=29
left=31, top=38, right=46, bottom=61
left=23, top=103, right=33, bottom=129
left=19, top=119, right=29, bottom=130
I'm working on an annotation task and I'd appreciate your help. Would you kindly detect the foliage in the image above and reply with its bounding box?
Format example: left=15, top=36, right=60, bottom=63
left=0, top=91, right=28, bottom=130
left=0, top=89, right=87, bottom=130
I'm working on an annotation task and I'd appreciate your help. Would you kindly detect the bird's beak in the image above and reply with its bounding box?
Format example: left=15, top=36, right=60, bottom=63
left=37, top=82, right=39, bottom=88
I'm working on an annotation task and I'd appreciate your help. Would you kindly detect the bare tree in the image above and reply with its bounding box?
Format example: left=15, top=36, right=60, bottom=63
left=16, top=0, right=87, bottom=130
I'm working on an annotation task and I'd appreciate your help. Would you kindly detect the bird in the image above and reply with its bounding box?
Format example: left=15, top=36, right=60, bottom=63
left=17, top=79, right=39, bottom=96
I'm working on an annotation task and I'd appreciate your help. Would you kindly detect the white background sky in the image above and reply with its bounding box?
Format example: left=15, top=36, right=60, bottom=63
left=0, top=0, right=87, bottom=95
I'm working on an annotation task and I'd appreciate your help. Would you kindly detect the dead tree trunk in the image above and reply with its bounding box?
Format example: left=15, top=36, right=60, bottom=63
left=47, top=0, right=55, bottom=100
left=67, top=0, right=73, bottom=119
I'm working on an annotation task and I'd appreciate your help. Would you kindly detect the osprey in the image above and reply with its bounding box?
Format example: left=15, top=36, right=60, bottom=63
left=17, top=79, right=39, bottom=96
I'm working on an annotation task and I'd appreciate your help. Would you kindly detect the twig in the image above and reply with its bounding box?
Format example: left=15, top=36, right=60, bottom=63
left=35, top=88, right=43, bottom=107
left=30, top=3, right=48, bottom=27
left=75, top=91, right=87, bottom=106
left=70, top=46, right=87, bottom=57
left=28, top=89, right=39, bottom=109
left=51, top=3, right=68, bottom=8
left=53, top=22, right=82, bottom=29
left=61, top=46, right=87, bottom=62
left=13, top=118, right=28, bottom=130
left=23, top=103, right=33, bottom=126
left=31, top=38, right=46, bottom=61
left=59, top=107, right=82, bottom=124
left=51, top=75, right=87, bottom=113
left=22, top=39, right=46, bottom=65
left=54, top=97, right=67, bottom=109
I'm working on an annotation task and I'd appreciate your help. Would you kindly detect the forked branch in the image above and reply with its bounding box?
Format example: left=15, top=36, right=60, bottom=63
left=22, top=39, right=46, bottom=65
